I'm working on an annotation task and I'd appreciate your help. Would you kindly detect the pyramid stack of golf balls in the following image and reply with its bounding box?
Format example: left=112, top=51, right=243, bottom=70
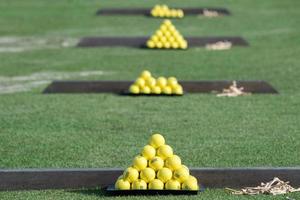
left=151, top=5, right=184, bottom=18
left=115, top=134, right=199, bottom=190
left=129, top=70, right=183, bottom=95
left=146, top=20, right=188, bottom=49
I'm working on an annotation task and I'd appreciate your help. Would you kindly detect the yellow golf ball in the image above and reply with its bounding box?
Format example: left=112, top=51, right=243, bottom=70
left=140, top=70, right=151, bottom=79
left=148, top=179, right=164, bottom=190
left=129, top=84, right=140, bottom=94
left=149, top=133, right=165, bottom=148
left=182, top=178, right=199, bottom=191
left=182, top=165, right=190, bottom=173
left=135, top=77, right=145, bottom=87
left=173, top=167, right=190, bottom=183
left=123, top=167, right=139, bottom=183
left=115, top=178, right=130, bottom=190
left=187, top=175, right=198, bottom=185
left=142, top=145, right=156, bottom=160
left=157, top=145, right=173, bottom=160
left=171, top=42, right=179, bottom=49
left=178, top=10, right=184, bottom=18
left=162, top=86, right=172, bottom=95
left=141, top=85, right=151, bottom=94
left=151, top=35, right=159, bottom=42
left=156, top=77, right=167, bottom=88
left=131, top=179, right=147, bottom=190
left=149, top=156, right=164, bottom=171
left=164, top=19, right=172, bottom=26
left=140, top=167, right=156, bottom=183
left=163, top=42, right=171, bottom=49
left=147, top=40, right=155, bottom=48
left=156, top=41, right=163, bottom=49
left=172, top=84, right=183, bottom=95
left=156, top=30, right=163, bottom=37
left=165, top=179, right=181, bottom=190
left=133, top=155, right=148, bottom=171
left=146, top=77, right=156, bottom=87
left=151, top=86, right=162, bottom=94
left=167, top=77, right=178, bottom=87
left=157, top=167, right=172, bottom=183
left=165, top=155, right=182, bottom=170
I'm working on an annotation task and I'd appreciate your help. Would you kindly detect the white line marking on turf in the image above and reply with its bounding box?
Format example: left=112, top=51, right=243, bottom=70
left=0, top=37, right=78, bottom=53
left=0, top=70, right=105, bottom=94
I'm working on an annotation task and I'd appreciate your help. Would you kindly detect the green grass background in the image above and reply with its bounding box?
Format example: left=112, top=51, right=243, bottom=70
left=0, top=0, right=300, bottom=199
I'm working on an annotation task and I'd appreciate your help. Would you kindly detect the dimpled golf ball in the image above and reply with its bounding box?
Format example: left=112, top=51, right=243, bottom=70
left=149, top=134, right=165, bottom=148
left=115, top=178, right=131, bottom=190
left=173, top=166, right=190, bottom=183
left=165, top=179, right=181, bottom=190
left=131, top=179, right=147, bottom=190
left=165, top=155, right=182, bottom=171
left=157, top=145, right=173, bottom=160
left=133, top=155, right=148, bottom=171
left=129, top=84, right=140, bottom=94
left=123, top=167, right=139, bottom=183
left=149, top=156, right=164, bottom=171
left=140, top=167, right=156, bottom=183
left=142, top=145, right=156, bottom=160
left=148, top=179, right=164, bottom=190
left=182, top=178, right=199, bottom=191
left=157, top=167, right=173, bottom=183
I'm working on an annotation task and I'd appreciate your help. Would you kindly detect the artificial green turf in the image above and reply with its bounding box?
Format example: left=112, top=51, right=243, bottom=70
left=0, top=0, right=300, bottom=199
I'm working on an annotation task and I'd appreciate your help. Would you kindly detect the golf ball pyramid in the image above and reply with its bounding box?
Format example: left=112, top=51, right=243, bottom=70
left=114, top=133, right=199, bottom=190
left=150, top=4, right=184, bottom=19
left=146, top=20, right=188, bottom=49
left=128, top=70, right=183, bottom=95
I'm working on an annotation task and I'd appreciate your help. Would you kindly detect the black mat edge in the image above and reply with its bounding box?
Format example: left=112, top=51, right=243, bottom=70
left=96, top=8, right=231, bottom=16
left=43, top=80, right=278, bottom=94
left=76, top=37, right=249, bottom=48
left=0, top=168, right=299, bottom=191
left=105, top=185, right=200, bottom=196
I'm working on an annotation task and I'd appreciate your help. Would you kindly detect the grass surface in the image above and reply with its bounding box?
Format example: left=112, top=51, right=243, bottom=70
left=0, top=0, right=300, bottom=199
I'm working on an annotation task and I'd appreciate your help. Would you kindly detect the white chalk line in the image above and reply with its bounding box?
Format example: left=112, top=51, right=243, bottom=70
left=0, top=70, right=106, bottom=94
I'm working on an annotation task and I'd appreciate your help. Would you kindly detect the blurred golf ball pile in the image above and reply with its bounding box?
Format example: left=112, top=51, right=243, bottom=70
left=129, top=70, right=183, bottom=95
left=151, top=5, right=184, bottom=18
left=146, top=20, right=188, bottom=49
left=115, top=134, right=199, bottom=190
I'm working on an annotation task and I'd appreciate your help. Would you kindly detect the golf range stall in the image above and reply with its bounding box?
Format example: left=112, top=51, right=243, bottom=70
left=96, top=5, right=231, bottom=17
left=77, top=19, right=248, bottom=49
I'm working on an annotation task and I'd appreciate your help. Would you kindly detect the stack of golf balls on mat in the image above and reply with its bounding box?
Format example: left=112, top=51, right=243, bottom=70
left=115, top=134, right=199, bottom=190
left=146, top=20, right=188, bottom=49
left=151, top=5, right=184, bottom=18
left=129, top=70, right=183, bottom=95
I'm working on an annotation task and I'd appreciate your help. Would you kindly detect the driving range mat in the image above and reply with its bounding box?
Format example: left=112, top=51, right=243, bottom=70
left=96, top=8, right=230, bottom=16
left=77, top=37, right=248, bottom=48
left=105, top=185, right=201, bottom=195
left=43, top=81, right=278, bottom=94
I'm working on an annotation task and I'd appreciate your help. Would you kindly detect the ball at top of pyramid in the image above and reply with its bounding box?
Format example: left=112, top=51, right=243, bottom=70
left=149, top=133, right=165, bottom=148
